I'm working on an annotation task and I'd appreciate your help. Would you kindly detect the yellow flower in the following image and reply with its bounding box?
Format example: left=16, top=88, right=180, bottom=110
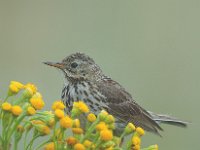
left=23, top=83, right=37, bottom=98
left=66, top=136, right=78, bottom=145
left=32, top=92, right=42, bottom=98
left=52, top=100, right=65, bottom=110
left=74, top=143, right=85, bottom=150
left=47, top=118, right=55, bottom=128
left=60, top=116, right=72, bottom=129
left=42, top=126, right=51, bottom=135
left=35, top=124, right=51, bottom=135
left=73, top=119, right=80, bottom=128
left=83, top=140, right=92, bottom=148
left=132, top=136, right=141, bottom=146
left=11, top=105, right=22, bottom=116
left=96, top=122, right=108, bottom=131
left=1, top=102, right=12, bottom=111
left=132, top=144, right=140, bottom=150
left=30, top=96, right=45, bottom=110
left=136, top=127, right=145, bottom=136
left=54, top=109, right=65, bottom=119
left=11, top=81, right=24, bottom=88
left=73, top=101, right=89, bottom=113
left=27, top=106, right=36, bottom=115
left=31, top=120, right=45, bottom=125
left=17, top=125, right=24, bottom=132
left=108, top=123, right=115, bottom=130
left=72, top=128, right=84, bottom=134
left=8, top=81, right=24, bottom=95
left=99, top=110, right=109, bottom=121
left=100, top=129, right=113, bottom=141
left=44, top=142, right=55, bottom=150
left=25, top=83, right=37, bottom=93
left=87, top=113, right=96, bottom=122
left=105, top=115, right=115, bottom=124
left=125, top=123, right=136, bottom=134
left=55, top=128, right=63, bottom=140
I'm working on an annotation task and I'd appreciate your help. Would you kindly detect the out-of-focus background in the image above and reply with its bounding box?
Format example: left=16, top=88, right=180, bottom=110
left=0, top=0, right=199, bottom=149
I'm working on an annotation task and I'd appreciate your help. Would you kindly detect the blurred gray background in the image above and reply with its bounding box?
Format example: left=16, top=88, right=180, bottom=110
left=0, top=0, right=199, bottom=149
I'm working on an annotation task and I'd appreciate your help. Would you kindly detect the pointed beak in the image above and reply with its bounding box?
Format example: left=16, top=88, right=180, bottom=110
left=43, top=61, right=65, bottom=69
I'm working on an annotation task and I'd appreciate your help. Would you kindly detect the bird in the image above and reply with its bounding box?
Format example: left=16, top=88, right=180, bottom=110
left=44, top=52, right=187, bottom=136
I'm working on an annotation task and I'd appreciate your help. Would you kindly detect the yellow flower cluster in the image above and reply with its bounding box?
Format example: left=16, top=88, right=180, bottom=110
left=44, top=142, right=54, bottom=150
left=1, top=102, right=12, bottom=111
left=87, top=113, right=96, bottom=122
left=8, top=81, right=24, bottom=95
left=23, top=83, right=37, bottom=98
left=0, top=81, right=158, bottom=150
left=0, top=81, right=52, bottom=150
left=59, top=116, right=73, bottom=128
left=11, top=105, right=23, bottom=116
left=130, top=127, right=147, bottom=150
left=27, top=106, right=36, bottom=115
left=66, top=136, right=78, bottom=145
left=30, top=93, right=45, bottom=110
left=71, top=101, right=89, bottom=117
left=100, top=129, right=113, bottom=141
left=73, top=101, right=89, bottom=113
left=52, top=100, right=65, bottom=110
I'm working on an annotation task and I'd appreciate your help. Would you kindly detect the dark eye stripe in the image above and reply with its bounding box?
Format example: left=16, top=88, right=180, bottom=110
left=71, top=62, right=78, bottom=68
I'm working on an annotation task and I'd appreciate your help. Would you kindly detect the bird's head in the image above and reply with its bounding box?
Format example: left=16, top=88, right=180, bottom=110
left=44, top=52, right=102, bottom=82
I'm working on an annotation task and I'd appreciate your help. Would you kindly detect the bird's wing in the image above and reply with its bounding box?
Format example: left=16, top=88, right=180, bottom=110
left=96, top=79, right=163, bottom=135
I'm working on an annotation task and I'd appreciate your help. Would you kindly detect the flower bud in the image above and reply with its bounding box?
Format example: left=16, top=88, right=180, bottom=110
left=136, top=127, right=145, bottom=136
left=66, top=136, right=78, bottom=146
left=11, top=105, right=22, bottom=116
left=2, top=102, right=12, bottom=111
left=99, top=110, right=108, bottom=121
left=125, top=123, right=136, bottom=135
left=87, top=113, right=96, bottom=122
left=100, top=129, right=113, bottom=141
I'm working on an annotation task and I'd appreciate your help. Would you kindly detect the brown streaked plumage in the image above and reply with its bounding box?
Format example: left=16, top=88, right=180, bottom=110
left=44, top=52, right=187, bottom=135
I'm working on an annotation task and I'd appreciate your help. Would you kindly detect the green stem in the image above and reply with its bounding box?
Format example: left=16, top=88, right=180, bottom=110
left=13, top=94, right=29, bottom=105
left=4, top=116, right=15, bottom=140
left=35, top=139, right=51, bottom=150
left=6, top=113, right=26, bottom=142
left=0, top=95, right=10, bottom=119
left=0, top=135, right=2, bottom=143
left=53, top=119, right=58, bottom=150
left=4, top=95, right=10, bottom=102
left=24, top=130, right=29, bottom=150
left=25, top=134, right=40, bottom=150
left=120, top=131, right=126, bottom=139
left=94, top=140, right=103, bottom=150
left=80, top=117, right=100, bottom=143
left=14, top=138, right=19, bottom=150
left=1, top=113, right=13, bottom=150
left=93, top=132, right=100, bottom=144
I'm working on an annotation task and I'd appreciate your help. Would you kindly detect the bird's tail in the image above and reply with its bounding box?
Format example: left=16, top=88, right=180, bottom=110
left=148, top=111, right=188, bottom=127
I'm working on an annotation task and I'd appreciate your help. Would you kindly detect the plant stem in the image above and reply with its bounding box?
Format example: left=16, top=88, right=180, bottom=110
left=14, top=139, right=18, bottom=150
left=25, top=134, right=40, bottom=150
left=35, top=139, right=51, bottom=150
left=53, top=119, right=58, bottom=150
left=7, top=113, right=26, bottom=142
left=80, top=117, right=100, bottom=143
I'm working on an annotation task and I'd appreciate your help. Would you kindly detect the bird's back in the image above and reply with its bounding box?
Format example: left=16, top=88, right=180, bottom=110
left=95, top=77, right=163, bottom=135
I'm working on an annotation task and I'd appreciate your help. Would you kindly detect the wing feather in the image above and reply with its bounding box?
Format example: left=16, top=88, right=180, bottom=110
left=96, top=79, right=163, bottom=135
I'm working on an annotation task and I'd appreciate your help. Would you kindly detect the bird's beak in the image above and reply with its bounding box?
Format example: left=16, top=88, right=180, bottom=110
left=43, top=61, right=65, bottom=69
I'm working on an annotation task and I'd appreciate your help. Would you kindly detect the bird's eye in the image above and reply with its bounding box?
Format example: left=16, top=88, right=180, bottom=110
left=71, top=62, right=78, bottom=68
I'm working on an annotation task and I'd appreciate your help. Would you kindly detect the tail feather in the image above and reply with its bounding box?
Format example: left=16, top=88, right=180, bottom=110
left=148, top=111, right=188, bottom=128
